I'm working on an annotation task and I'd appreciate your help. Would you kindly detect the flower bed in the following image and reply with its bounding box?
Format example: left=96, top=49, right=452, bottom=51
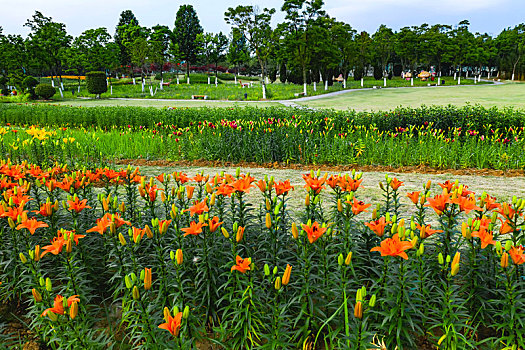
left=0, top=160, right=524, bottom=349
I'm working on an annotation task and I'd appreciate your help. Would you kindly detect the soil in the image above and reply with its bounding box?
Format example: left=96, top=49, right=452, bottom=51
left=114, top=159, right=525, bottom=178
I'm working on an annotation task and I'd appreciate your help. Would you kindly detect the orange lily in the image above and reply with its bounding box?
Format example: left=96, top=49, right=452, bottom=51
left=185, top=199, right=209, bottom=216
left=453, top=196, right=482, bottom=214
left=67, top=197, right=91, bottom=213
left=349, top=198, right=371, bottom=215
left=301, top=222, right=327, bottom=244
left=16, top=218, right=48, bottom=235
left=181, top=221, right=207, bottom=237
left=303, top=174, right=326, bottom=195
left=425, top=194, right=451, bottom=215
left=509, top=246, right=525, bottom=265
left=208, top=216, right=223, bottom=233
left=41, top=295, right=79, bottom=318
left=389, top=178, right=404, bottom=190
left=231, top=255, right=252, bottom=273
left=370, top=233, right=413, bottom=260
left=275, top=180, right=294, bottom=196
left=471, top=227, right=496, bottom=249
left=231, top=176, right=254, bottom=193
left=364, top=217, right=391, bottom=237
left=407, top=191, right=420, bottom=205
left=415, top=223, right=443, bottom=239
left=159, top=311, right=183, bottom=337
left=215, top=183, right=235, bottom=197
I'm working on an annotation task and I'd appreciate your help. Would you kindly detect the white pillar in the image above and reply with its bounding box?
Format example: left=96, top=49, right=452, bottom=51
left=360, top=78, right=363, bottom=88
left=177, top=78, right=180, bottom=85
left=325, top=80, right=328, bottom=91
left=133, top=78, right=136, bottom=85
left=303, top=83, right=307, bottom=96
left=208, top=76, right=210, bottom=85
left=215, top=77, right=218, bottom=85
left=110, top=86, right=113, bottom=95
left=438, top=77, right=441, bottom=85
left=262, top=84, right=266, bottom=99
left=187, top=77, right=190, bottom=84
left=384, top=77, right=387, bottom=87
left=458, top=76, right=461, bottom=85
left=313, top=82, right=317, bottom=91
left=411, top=78, right=414, bottom=86
left=474, top=76, right=477, bottom=84
left=234, top=76, right=237, bottom=84
left=454, top=72, right=456, bottom=80
left=343, top=79, right=346, bottom=89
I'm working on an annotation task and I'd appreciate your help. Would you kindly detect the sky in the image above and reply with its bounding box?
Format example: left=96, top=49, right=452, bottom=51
left=0, top=0, right=522, bottom=38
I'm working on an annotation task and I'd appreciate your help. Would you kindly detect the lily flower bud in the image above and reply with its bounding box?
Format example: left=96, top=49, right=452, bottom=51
left=291, top=223, right=298, bottom=239
left=69, top=301, right=78, bottom=320
left=175, top=249, right=183, bottom=265
left=274, top=276, right=281, bottom=290
left=32, top=288, right=42, bottom=302
left=501, top=252, right=509, bottom=268
left=345, top=252, right=352, bottom=265
left=282, top=264, right=292, bottom=285
left=354, top=301, right=363, bottom=319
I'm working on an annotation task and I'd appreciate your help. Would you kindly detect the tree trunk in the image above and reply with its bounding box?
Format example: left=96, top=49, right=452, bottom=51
left=186, top=61, right=190, bottom=79
left=302, top=65, right=308, bottom=96
left=258, top=58, right=266, bottom=100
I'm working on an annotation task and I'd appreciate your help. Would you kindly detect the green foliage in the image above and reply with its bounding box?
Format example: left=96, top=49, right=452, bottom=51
left=34, top=83, right=56, bottom=99
left=22, top=76, right=38, bottom=89
left=85, top=71, right=108, bottom=97
left=173, top=4, right=203, bottom=75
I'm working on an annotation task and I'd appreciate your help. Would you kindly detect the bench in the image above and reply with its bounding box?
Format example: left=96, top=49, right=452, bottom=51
left=239, top=80, right=252, bottom=88
left=294, top=92, right=306, bottom=97
left=191, top=95, right=208, bottom=100
left=162, top=82, right=170, bottom=86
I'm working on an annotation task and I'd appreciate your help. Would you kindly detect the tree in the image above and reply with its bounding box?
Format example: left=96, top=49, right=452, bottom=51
left=225, top=5, right=276, bottom=99
left=448, top=20, right=475, bottom=76
left=372, top=24, right=394, bottom=77
left=279, top=0, right=326, bottom=95
left=114, top=10, right=139, bottom=67
left=227, top=28, right=250, bottom=77
left=355, top=31, right=373, bottom=77
left=331, top=20, right=357, bottom=83
left=173, top=5, right=203, bottom=78
left=70, top=28, right=118, bottom=73
left=209, top=32, right=229, bottom=77
left=495, top=24, right=525, bottom=80
left=149, top=25, right=173, bottom=79
left=395, top=26, right=419, bottom=73
left=24, top=11, right=72, bottom=83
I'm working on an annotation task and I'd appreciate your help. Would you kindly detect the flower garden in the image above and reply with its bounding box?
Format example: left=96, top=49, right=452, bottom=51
left=1, top=103, right=525, bottom=349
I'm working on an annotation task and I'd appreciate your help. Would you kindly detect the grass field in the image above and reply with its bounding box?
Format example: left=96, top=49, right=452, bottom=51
left=51, top=99, right=280, bottom=108
left=297, top=82, right=525, bottom=111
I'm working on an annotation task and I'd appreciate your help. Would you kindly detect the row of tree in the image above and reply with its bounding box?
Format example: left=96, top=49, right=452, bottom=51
left=1, top=1, right=524, bottom=92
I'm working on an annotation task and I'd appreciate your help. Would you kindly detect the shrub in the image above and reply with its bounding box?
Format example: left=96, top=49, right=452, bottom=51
left=22, top=76, right=39, bottom=98
left=86, top=71, right=108, bottom=98
left=279, top=63, right=287, bottom=83
left=35, top=84, right=56, bottom=100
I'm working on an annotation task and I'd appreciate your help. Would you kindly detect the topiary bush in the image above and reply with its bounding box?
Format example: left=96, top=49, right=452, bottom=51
left=86, top=71, right=108, bottom=98
left=35, top=84, right=56, bottom=100
left=22, top=76, right=39, bottom=98
left=373, top=66, right=383, bottom=80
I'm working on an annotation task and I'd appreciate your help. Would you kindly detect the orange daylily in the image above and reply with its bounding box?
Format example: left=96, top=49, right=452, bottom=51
left=407, top=191, right=420, bottom=205
left=370, top=234, right=413, bottom=260
left=181, top=221, right=207, bottom=237
left=16, top=218, right=48, bottom=235
left=159, top=311, right=183, bottom=337
left=364, top=217, right=391, bottom=237
left=231, top=255, right=252, bottom=273
left=301, top=222, right=327, bottom=244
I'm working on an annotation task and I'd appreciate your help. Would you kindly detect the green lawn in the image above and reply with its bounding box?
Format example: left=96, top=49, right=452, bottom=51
left=297, top=83, right=525, bottom=111
left=50, top=99, right=280, bottom=108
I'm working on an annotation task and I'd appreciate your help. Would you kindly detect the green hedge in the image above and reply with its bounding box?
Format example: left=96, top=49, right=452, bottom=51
left=1, top=104, right=524, bottom=134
